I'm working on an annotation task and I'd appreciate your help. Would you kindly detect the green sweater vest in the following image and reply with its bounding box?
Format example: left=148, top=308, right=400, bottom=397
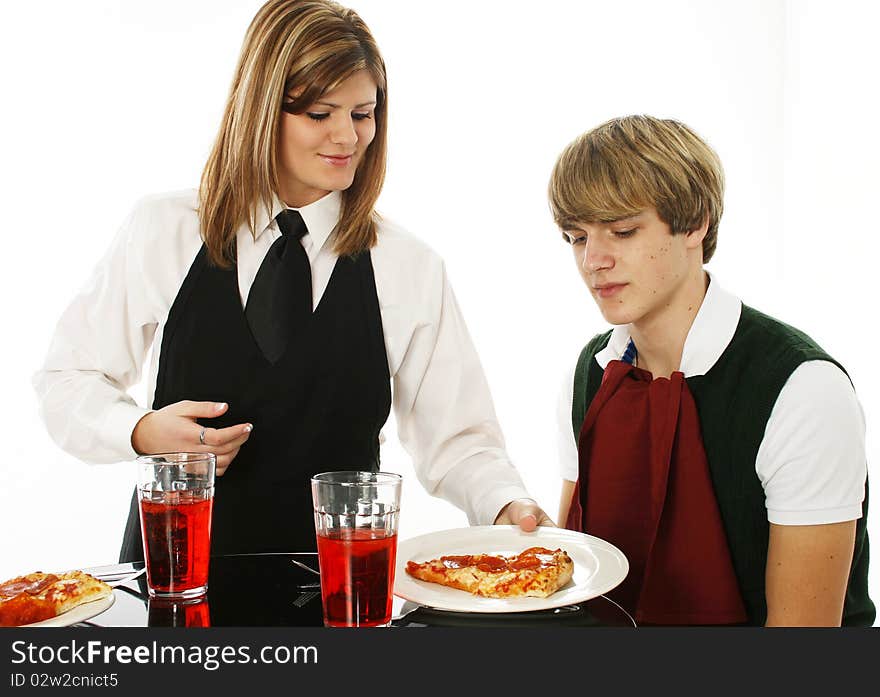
left=571, top=305, right=874, bottom=626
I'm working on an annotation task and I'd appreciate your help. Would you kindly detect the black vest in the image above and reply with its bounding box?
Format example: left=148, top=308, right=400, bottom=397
left=571, top=305, right=874, bottom=626
left=120, top=245, right=391, bottom=560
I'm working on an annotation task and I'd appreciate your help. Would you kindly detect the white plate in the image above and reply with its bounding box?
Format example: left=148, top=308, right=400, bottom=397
left=21, top=593, right=115, bottom=627
left=393, top=525, right=628, bottom=613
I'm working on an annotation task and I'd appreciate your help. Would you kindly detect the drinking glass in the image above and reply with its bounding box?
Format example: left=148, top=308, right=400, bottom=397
left=136, top=452, right=215, bottom=599
left=311, top=471, right=401, bottom=627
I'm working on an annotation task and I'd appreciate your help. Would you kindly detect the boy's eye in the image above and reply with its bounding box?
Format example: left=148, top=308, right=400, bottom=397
left=613, top=228, right=637, bottom=238
left=306, top=112, right=330, bottom=121
left=562, top=231, right=586, bottom=245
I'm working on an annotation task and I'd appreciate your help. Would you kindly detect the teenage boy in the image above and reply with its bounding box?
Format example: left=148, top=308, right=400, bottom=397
left=551, top=115, right=872, bottom=626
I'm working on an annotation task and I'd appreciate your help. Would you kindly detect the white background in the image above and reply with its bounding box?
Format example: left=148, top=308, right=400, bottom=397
left=1, top=1, right=877, bottom=619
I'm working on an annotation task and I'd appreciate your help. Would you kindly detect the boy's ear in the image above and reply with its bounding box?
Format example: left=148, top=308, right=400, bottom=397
left=685, top=214, right=710, bottom=250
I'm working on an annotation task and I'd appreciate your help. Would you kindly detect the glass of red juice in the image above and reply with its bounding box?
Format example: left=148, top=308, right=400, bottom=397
left=136, top=453, right=215, bottom=599
left=311, top=471, right=402, bottom=627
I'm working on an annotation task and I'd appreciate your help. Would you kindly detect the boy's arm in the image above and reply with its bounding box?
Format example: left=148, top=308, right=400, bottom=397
left=758, top=360, right=866, bottom=626
left=765, top=521, right=856, bottom=626
left=558, top=479, right=576, bottom=527
left=556, top=358, right=580, bottom=527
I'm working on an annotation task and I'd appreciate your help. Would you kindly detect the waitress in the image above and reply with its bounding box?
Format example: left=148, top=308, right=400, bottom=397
left=33, top=0, right=550, bottom=561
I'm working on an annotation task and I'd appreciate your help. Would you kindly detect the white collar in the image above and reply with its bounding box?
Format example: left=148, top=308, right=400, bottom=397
left=252, top=190, right=342, bottom=251
left=594, top=270, right=743, bottom=377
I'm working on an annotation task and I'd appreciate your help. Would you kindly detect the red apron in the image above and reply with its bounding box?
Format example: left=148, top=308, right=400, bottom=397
left=566, top=359, right=747, bottom=625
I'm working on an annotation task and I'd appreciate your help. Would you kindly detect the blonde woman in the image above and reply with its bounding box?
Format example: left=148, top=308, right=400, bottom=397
left=34, top=0, right=550, bottom=561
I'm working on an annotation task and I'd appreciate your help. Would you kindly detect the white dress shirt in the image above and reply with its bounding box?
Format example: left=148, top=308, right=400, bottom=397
left=32, top=190, right=531, bottom=525
left=557, top=273, right=867, bottom=526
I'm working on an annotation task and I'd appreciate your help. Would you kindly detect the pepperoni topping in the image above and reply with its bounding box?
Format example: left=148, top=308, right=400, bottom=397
left=439, top=555, right=476, bottom=569
left=0, top=575, right=60, bottom=600
left=437, top=547, right=561, bottom=573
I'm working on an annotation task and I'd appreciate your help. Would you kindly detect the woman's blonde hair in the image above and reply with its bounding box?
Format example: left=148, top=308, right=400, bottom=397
left=548, top=115, right=724, bottom=262
left=199, top=0, right=387, bottom=267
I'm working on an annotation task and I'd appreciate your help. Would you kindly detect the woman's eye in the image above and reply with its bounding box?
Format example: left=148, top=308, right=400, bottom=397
left=306, top=112, right=330, bottom=121
left=352, top=112, right=373, bottom=121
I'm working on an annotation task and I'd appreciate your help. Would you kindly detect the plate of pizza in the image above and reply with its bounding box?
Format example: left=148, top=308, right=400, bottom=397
left=0, top=571, right=115, bottom=627
left=394, top=525, right=628, bottom=613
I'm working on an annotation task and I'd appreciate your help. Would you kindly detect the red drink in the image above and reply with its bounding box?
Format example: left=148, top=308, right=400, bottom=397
left=316, top=528, right=398, bottom=627
left=139, top=495, right=213, bottom=597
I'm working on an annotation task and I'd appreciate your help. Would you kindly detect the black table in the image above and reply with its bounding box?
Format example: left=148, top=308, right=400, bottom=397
left=82, top=554, right=635, bottom=627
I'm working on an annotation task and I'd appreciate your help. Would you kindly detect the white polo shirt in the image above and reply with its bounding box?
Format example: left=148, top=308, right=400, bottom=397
left=558, top=273, right=867, bottom=526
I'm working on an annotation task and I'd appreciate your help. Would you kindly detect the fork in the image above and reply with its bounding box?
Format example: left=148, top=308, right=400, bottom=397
left=289, top=559, right=321, bottom=590
left=90, top=567, right=147, bottom=587
left=292, top=591, right=320, bottom=608
left=290, top=559, right=320, bottom=576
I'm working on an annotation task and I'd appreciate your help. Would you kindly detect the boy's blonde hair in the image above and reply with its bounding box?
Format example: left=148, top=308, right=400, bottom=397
left=549, top=115, right=724, bottom=262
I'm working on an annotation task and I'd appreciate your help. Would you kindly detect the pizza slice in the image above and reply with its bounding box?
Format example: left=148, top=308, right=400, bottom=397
left=405, top=546, right=574, bottom=599
left=0, top=571, right=113, bottom=627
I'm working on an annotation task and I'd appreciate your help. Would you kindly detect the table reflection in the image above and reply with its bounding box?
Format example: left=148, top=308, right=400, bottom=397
left=83, top=554, right=635, bottom=628
left=147, top=596, right=212, bottom=628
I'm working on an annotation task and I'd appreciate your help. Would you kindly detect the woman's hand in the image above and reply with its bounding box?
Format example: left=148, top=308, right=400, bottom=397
left=494, top=498, right=556, bottom=531
left=131, top=400, right=253, bottom=476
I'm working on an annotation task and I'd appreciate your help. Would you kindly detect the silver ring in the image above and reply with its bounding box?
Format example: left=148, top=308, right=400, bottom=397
left=199, top=427, right=206, bottom=446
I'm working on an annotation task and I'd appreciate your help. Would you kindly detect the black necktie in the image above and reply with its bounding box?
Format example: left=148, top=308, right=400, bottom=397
left=245, top=209, right=312, bottom=364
